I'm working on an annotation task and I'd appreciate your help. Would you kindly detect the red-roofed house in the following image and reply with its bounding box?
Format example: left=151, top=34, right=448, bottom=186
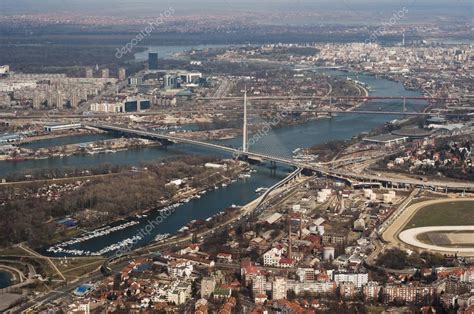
left=217, top=252, right=233, bottom=262
left=254, top=293, right=267, bottom=304
left=279, top=257, right=295, bottom=268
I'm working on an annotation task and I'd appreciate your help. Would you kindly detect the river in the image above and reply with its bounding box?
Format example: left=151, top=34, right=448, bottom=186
left=134, top=44, right=234, bottom=62
left=0, top=271, right=12, bottom=289
left=215, top=69, right=426, bottom=157
left=3, top=69, right=426, bottom=256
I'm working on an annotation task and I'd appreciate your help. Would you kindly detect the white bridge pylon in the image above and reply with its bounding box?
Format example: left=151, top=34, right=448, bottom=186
left=243, top=88, right=248, bottom=153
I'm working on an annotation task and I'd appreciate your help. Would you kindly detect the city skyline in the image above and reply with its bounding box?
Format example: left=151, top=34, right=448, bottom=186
left=0, top=0, right=472, bottom=313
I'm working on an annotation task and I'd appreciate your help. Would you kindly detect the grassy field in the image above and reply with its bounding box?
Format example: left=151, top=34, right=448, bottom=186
left=417, top=230, right=474, bottom=247
left=405, top=200, right=474, bottom=229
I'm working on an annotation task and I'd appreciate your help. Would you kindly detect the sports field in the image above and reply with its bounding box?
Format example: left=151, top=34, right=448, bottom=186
left=404, top=200, right=474, bottom=230
left=398, top=226, right=474, bottom=254
left=417, top=230, right=474, bottom=248
left=382, top=198, right=474, bottom=256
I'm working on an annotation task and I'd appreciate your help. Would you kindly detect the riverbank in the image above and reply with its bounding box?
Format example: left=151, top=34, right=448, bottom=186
left=6, top=137, right=161, bottom=162
left=0, top=269, right=16, bottom=288
left=36, top=159, right=250, bottom=256
left=0, top=67, right=428, bottom=257
left=19, top=129, right=106, bottom=145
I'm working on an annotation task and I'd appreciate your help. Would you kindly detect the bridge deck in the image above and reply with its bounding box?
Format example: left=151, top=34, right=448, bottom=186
left=90, top=124, right=474, bottom=192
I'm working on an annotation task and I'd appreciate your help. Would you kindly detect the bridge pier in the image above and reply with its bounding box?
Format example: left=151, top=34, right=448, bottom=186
left=238, top=154, right=249, bottom=162
left=158, top=139, right=173, bottom=147
left=301, top=168, right=315, bottom=176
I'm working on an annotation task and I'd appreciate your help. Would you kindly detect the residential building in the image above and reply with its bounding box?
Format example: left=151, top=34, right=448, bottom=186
left=272, top=277, right=287, bottom=300
left=384, top=284, right=434, bottom=304
left=252, top=274, right=267, bottom=295
left=201, top=277, right=216, bottom=298
left=334, top=272, right=369, bottom=288
left=263, top=246, right=284, bottom=267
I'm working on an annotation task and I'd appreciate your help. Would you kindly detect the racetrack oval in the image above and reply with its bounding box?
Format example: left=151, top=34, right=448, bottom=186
left=398, top=226, right=474, bottom=254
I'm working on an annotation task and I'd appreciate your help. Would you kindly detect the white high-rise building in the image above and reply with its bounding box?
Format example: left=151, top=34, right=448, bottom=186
left=118, top=67, right=126, bottom=81
left=272, top=277, right=287, bottom=300
left=334, top=273, right=368, bottom=288
left=252, top=274, right=267, bottom=295
left=101, top=68, right=109, bottom=79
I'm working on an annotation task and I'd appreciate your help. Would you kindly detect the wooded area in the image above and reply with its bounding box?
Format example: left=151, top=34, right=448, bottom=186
left=0, top=156, right=242, bottom=247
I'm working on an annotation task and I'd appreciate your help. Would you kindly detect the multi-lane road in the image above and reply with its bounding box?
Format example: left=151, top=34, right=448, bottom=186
left=92, top=123, right=474, bottom=192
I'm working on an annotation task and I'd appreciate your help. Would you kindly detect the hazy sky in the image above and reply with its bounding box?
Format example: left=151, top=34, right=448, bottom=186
left=1, top=0, right=471, bottom=21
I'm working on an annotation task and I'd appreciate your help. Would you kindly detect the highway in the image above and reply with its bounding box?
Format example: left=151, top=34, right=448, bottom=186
left=199, top=95, right=467, bottom=102
left=3, top=107, right=473, bottom=120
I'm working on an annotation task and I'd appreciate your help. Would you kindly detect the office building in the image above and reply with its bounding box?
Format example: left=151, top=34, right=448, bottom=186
left=85, top=67, right=93, bottom=78
left=128, top=76, right=143, bottom=86
left=101, top=68, right=109, bottom=79
left=123, top=98, right=151, bottom=112
left=148, top=52, right=159, bottom=70
left=139, top=99, right=151, bottom=110
left=118, top=67, right=126, bottom=81
left=124, top=99, right=138, bottom=112
left=90, top=102, right=123, bottom=113
left=164, top=74, right=177, bottom=89
left=179, top=71, right=202, bottom=83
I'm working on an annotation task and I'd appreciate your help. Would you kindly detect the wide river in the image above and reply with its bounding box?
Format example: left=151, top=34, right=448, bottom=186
left=2, top=69, right=426, bottom=257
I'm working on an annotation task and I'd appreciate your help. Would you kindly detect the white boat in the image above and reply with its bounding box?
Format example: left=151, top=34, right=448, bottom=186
left=154, top=233, right=170, bottom=242
left=178, top=226, right=189, bottom=232
left=255, top=187, right=268, bottom=194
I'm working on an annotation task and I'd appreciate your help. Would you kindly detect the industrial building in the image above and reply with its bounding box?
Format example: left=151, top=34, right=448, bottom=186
left=363, top=134, right=408, bottom=147
left=44, top=123, right=82, bottom=132
left=0, top=133, right=22, bottom=144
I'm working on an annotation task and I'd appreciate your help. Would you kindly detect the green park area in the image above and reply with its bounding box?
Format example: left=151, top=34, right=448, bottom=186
left=405, top=200, right=474, bottom=229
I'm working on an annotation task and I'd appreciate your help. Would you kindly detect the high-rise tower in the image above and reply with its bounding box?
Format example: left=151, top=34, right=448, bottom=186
left=148, top=53, right=158, bottom=70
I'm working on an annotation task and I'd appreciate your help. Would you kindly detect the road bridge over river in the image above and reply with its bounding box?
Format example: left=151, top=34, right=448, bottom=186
left=90, top=123, right=474, bottom=192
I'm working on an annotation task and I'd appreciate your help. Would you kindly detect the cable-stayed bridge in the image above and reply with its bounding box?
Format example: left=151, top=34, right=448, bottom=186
left=89, top=123, right=474, bottom=192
